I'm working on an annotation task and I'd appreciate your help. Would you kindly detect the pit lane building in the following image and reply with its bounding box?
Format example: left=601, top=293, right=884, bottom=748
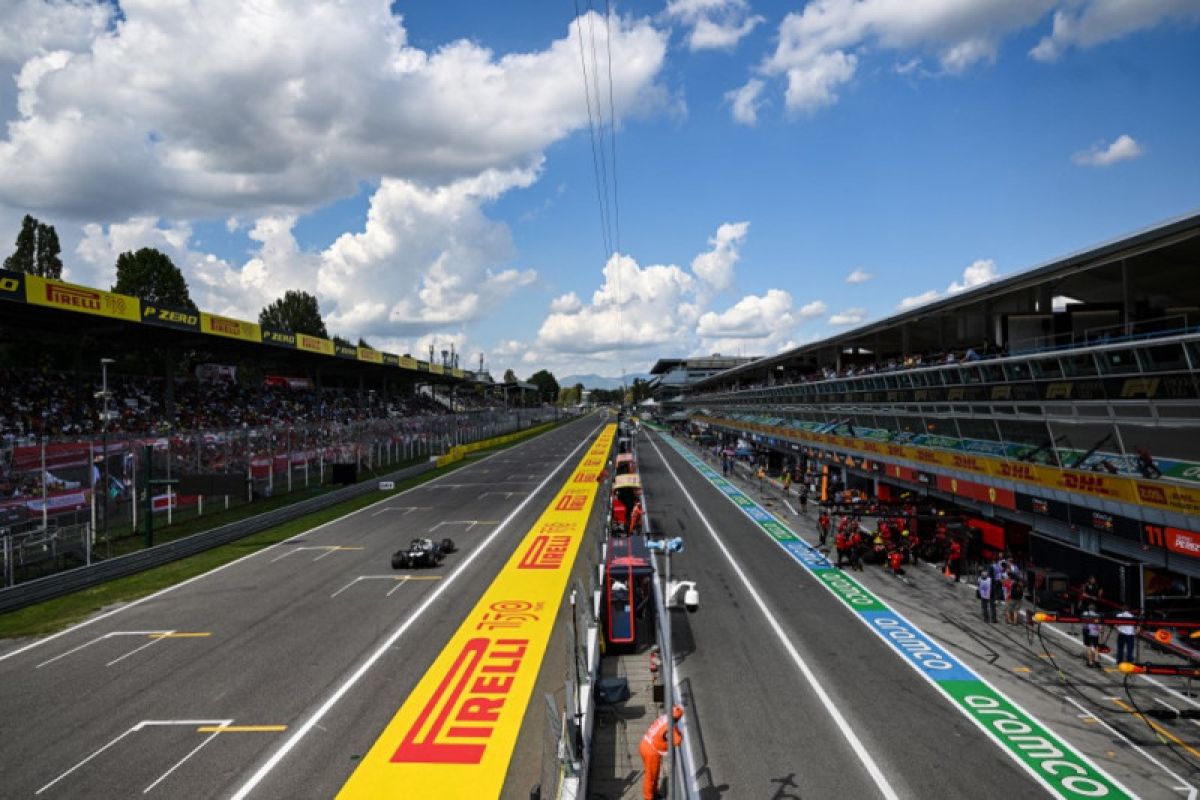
left=675, top=212, right=1200, bottom=605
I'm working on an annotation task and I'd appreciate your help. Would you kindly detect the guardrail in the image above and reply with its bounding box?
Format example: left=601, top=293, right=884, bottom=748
left=0, top=460, right=435, bottom=615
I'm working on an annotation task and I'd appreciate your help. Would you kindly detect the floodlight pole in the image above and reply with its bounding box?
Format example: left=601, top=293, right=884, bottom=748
left=100, top=358, right=114, bottom=544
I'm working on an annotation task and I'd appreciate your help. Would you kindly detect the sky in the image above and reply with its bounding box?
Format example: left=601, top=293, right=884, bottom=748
left=1, top=0, right=1198, bottom=380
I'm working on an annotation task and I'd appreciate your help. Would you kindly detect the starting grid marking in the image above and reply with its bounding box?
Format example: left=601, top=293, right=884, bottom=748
left=336, top=424, right=617, bottom=800
left=371, top=506, right=431, bottom=517
left=37, top=719, right=286, bottom=796
left=661, top=434, right=1134, bottom=800
left=269, top=546, right=364, bottom=563
left=430, top=520, right=498, bottom=532
left=329, top=575, right=443, bottom=599
left=36, top=631, right=212, bottom=669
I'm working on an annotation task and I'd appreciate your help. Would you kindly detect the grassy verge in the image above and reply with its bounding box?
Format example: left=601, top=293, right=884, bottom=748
left=0, top=416, right=572, bottom=639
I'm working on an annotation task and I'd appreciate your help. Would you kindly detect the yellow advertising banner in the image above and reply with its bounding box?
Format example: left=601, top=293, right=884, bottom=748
left=338, top=424, right=615, bottom=800
left=356, top=346, right=383, bottom=364
left=296, top=332, right=335, bottom=356
left=429, top=363, right=445, bottom=375
left=452, top=367, right=464, bottom=379
left=701, top=415, right=1185, bottom=515
left=199, top=312, right=261, bottom=342
left=25, top=275, right=141, bottom=323
left=400, top=356, right=418, bottom=370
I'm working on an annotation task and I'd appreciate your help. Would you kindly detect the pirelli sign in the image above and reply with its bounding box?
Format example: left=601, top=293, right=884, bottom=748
left=26, top=275, right=141, bottom=322
left=200, top=312, right=261, bottom=342
left=337, top=424, right=616, bottom=799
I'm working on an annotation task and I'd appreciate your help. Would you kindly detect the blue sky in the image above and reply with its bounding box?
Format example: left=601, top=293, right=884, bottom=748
left=1, top=0, right=1197, bottom=379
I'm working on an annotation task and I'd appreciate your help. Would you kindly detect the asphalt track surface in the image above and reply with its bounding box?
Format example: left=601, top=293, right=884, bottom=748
left=0, top=415, right=605, bottom=799
left=638, top=429, right=1047, bottom=799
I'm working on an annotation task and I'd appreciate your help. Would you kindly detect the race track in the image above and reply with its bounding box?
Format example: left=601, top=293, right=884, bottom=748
left=0, top=415, right=605, bottom=799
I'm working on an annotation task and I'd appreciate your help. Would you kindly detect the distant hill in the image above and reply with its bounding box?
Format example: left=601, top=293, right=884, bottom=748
left=559, top=372, right=652, bottom=391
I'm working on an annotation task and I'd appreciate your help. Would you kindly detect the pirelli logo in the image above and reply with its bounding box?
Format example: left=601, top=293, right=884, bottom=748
left=554, top=493, right=588, bottom=512
left=518, top=535, right=570, bottom=570
left=391, top=637, right=529, bottom=764
left=210, top=316, right=243, bottom=335
left=46, top=283, right=102, bottom=311
left=0, top=276, right=20, bottom=293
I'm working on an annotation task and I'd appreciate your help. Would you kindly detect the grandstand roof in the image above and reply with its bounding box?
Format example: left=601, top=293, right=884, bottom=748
left=649, top=355, right=757, bottom=375
left=0, top=268, right=477, bottom=385
left=697, top=210, right=1200, bottom=387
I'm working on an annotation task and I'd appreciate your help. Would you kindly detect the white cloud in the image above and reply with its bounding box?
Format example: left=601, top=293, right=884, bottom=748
left=666, top=0, right=764, bottom=51
left=536, top=252, right=698, bottom=356
left=696, top=289, right=796, bottom=338
left=0, top=0, right=110, bottom=123
left=690, top=220, right=749, bottom=292
left=897, top=289, right=941, bottom=310
left=1031, top=0, right=1200, bottom=62
left=550, top=292, right=584, bottom=313
left=798, top=299, right=828, bottom=318
left=777, top=50, right=858, bottom=112
left=529, top=221, right=814, bottom=372
left=0, top=3, right=668, bottom=222
left=845, top=267, right=871, bottom=284
left=748, top=0, right=1193, bottom=117
left=948, top=258, right=999, bottom=293
left=725, top=78, right=765, bottom=125
left=77, top=169, right=541, bottom=339
left=1072, top=134, right=1143, bottom=167
left=896, top=257, right=1001, bottom=310
left=828, top=307, right=867, bottom=325
left=758, top=0, right=1058, bottom=113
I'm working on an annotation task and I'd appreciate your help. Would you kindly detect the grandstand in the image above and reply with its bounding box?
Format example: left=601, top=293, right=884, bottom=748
left=0, top=268, right=539, bottom=579
left=672, top=212, right=1200, bottom=602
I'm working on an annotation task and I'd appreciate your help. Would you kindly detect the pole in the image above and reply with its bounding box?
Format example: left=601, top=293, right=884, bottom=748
left=89, top=442, right=97, bottom=539
left=166, top=439, right=173, bottom=527
left=144, top=444, right=153, bottom=548
left=100, top=358, right=111, bottom=544
left=664, top=543, right=675, bottom=800
left=41, top=436, right=48, bottom=531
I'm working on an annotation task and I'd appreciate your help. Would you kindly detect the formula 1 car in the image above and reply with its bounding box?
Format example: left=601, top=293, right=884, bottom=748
left=391, top=537, right=456, bottom=569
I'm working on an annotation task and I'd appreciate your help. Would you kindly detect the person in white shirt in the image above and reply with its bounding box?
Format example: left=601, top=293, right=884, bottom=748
left=977, top=573, right=996, bottom=623
left=1115, top=606, right=1138, bottom=665
left=1082, top=604, right=1102, bottom=668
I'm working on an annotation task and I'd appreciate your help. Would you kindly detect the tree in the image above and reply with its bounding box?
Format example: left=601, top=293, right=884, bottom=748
left=630, top=377, right=653, bottom=403
left=357, top=337, right=373, bottom=349
left=559, top=385, right=578, bottom=406
left=502, top=368, right=517, bottom=384
left=112, top=248, right=197, bottom=310
left=527, top=369, right=560, bottom=404
left=260, top=290, right=328, bottom=337
left=332, top=334, right=352, bottom=347
left=4, top=214, right=63, bottom=278
left=36, top=223, right=62, bottom=279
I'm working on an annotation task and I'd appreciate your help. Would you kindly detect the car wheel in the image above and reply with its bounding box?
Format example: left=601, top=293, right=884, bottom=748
left=440, top=538, right=456, bottom=553
left=391, top=553, right=409, bottom=569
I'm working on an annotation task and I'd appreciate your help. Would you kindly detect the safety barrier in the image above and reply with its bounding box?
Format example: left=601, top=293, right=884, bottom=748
left=0, top=460, right=434, bottom=614
left=435, top=418, right=562, bottom=467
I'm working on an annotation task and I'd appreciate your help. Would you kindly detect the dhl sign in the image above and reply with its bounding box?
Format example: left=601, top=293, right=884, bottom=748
left=338, top=424, right=616, bottom=799
left=26, top=275, right=141, bottom=322
left=696, top=415, right=1200, bottom=517
left=199, top=312, right=261, bottom=342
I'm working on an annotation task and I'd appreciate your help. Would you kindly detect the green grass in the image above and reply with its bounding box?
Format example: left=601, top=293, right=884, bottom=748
left=0, top=417, right=569, bottom=639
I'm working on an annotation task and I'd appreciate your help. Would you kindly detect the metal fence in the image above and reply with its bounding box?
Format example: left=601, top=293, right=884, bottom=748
left=1, top=523, right=92, bottom=588
left=0, top=408, right=556, bottom=588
